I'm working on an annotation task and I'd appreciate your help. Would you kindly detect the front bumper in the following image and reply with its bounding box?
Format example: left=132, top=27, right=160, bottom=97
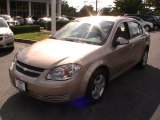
left=9, top=65, right=86, bottom=103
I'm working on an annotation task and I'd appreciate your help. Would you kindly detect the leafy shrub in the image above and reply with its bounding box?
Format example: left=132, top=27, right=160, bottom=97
left=45, top=21, right=70, bottom=31
left=10, top=25, right=40, bottom=34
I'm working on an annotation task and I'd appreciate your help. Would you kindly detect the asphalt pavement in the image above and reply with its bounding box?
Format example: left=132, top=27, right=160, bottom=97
left=0, top=32, right=160, bottom=120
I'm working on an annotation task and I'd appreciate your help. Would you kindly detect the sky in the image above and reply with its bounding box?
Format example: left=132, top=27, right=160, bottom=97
left=66, top=0, right=115, bottom=11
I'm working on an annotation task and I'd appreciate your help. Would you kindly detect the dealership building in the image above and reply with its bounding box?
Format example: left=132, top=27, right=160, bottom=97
left=0, top=0, right=61, bottom=17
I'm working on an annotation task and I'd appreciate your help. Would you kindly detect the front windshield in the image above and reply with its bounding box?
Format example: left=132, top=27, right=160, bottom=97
left=54, top=20, right=114, bottom=45
left=0, top=19, right=8, bottom=27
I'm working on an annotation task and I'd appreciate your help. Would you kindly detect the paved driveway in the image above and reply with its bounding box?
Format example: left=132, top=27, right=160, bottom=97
left=0, top=32, right=160, bottom=120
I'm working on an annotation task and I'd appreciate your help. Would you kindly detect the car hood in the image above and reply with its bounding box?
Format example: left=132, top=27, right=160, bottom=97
left=0, top=27, right=12, bottom=34
left=17, top=39, right=101, bottom=69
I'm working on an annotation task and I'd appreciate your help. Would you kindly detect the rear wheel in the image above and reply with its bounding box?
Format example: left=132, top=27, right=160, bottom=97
left=86, top=69, right=108, bottom=103
left=137, top=49, right=148, bottom=69
left=154, top=25, right=159, bottom=31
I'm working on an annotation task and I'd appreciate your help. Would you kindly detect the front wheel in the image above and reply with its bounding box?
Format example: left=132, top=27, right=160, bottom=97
left=137, top=50, right=148, bottom=69
left=86, top=69, right=108, bottom=103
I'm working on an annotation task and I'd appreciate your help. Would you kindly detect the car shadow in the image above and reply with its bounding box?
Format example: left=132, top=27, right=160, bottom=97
left=0, top=48, right=14, bottom=57
left=0, top=65, right=160, bottom=120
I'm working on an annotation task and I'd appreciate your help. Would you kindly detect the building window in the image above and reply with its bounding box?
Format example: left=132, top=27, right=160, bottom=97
left=31, top=2, right=46, bottom=18
left=10, top=1, right=29, bottom=17
left=0, top=0, right=7, bottom=14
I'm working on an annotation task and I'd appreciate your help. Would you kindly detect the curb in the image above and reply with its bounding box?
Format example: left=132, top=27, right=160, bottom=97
left=15, top=39, right=37, bottom=44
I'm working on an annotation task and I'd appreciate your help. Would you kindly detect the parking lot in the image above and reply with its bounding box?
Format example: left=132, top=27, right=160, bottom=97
left=0, top=31, right=160, bottom=120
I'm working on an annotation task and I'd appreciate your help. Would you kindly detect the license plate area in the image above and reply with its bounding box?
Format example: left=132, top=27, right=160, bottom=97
left=15, top=79, right=26, bottom=91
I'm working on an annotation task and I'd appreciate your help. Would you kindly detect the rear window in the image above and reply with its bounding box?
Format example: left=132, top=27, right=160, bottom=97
left=128, top=21, right=143, bottom=38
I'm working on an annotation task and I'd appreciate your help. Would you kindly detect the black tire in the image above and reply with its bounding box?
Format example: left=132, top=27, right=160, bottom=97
left=154, top=25, right=159, bottom=31
left=137, top=49, right=148, bottom=69
left=8, top=46, right=14, bottom=51
left=86, top=69, right=108, bottom=103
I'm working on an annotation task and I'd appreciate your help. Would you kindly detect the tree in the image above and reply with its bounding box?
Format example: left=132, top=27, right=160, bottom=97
left=78, top=5, right=95, bottom=17
left=144, top=0, right=160, bottom=15
left=113, top=0, right=143, bottom=14
left=99, top=7, right=112, bottom=15
left=146, top=0, right=160, bottom=9
left=61, top=0, right=77, bottom=16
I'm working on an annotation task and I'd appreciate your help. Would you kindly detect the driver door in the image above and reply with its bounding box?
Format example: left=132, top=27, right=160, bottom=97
left=107, top=22, right=134, bottom=79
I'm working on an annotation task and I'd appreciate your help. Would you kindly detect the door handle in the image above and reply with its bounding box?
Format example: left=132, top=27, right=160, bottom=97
left=129, top=44, right=135, bottom=49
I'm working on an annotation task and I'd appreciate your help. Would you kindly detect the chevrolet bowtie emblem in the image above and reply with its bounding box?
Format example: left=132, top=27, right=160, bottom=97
left=23, top=68, right=28, bottom=71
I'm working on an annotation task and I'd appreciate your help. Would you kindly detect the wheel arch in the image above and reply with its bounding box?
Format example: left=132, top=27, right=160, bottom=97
left=80, top=63, right=111, bottom=98
left=84, top=65, right=110, bottom=102
left=85, top=64, right=110, bottom=90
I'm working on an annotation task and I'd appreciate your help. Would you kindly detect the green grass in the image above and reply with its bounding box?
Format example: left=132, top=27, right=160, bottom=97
left=15, top=31, right=51, bottom=41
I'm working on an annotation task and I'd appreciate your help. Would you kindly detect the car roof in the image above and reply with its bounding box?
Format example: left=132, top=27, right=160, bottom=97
left=0, top=17, right=5, bottom=20
left=75, top=16, right=131, bottom=22
left=124, top=16, right=142, bottom=20
left=0, top=14, right=11, bottom=17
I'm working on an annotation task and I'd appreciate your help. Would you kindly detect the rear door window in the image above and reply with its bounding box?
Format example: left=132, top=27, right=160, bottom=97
left=114, top=22, right=130, bottom=40
left=128, top=21, right=143, bottom=38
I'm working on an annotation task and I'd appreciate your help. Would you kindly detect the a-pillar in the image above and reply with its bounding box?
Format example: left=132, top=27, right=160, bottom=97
left=7, top=0, right=10, bottom=15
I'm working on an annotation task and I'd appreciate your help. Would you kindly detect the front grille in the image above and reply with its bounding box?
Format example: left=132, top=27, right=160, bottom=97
left=16, top=60, right=44, bottom=77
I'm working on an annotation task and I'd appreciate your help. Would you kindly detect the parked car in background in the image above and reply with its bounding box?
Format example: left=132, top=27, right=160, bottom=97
left=57, top=16, right=69, bottom=22
left=126, top=16, right=153, bottom=31
left=0, top=17, right=14, bottom=49
left=0, top=14, right=12, bottom=24
left=10, top=20, right=20, bottom=26
left=0, top=14, right=19, bottom=26
left=9, top=16, right=150, bottom=103
left=155, top=16, right=160, bottom=21
left=125, top=14, right=160, bottom=30
left=37, top=17, right=51, bottom=28
left=25, top=17, right=35, bottom=25
left=14, top=16, right=24, bottom=25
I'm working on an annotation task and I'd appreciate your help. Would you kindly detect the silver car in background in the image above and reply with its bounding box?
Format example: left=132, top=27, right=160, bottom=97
left=126, top=16, right=153, bottom=31
left=0, top=17, right=14, bottom=49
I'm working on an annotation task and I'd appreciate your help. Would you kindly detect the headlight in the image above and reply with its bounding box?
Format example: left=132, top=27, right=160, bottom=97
left=4, top=33, right=13, bottom=39
left=47, top=63, right=82, bottom=81
left=9, top=52, right=18, bottom=70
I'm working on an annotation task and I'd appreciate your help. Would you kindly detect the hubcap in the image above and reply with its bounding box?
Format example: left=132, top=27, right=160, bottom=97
left=92, top=74, right=106, bottom=100
left=143, top=51, right=148, bottom=66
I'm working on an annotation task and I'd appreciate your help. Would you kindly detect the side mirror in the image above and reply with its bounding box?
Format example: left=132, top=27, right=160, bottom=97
left=113, top=37, right=129, bottom=47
